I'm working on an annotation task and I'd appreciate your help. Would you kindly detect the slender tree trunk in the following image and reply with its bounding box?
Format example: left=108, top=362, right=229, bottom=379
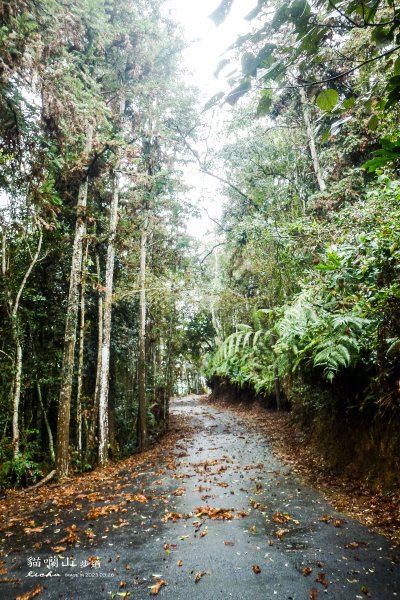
left=12, top=337, right=22, bottom=458
left=11, top=226, right=43, bottom=458
left=56, top=125, right=93, bottom=479
left=37, top=383, right=55, bottom=463
left=76, top=240, right=89, bottom=457
left=163, top=309, right=175, bottom=431
left=299, top=87, right=326, bottom=193
left=98, top=172, right=120, bottom=467
left=1, top=225, right=6, bottom=278
left=138, top=223, right=148, bottom=451
left=85, top=254, right=103, bottom=463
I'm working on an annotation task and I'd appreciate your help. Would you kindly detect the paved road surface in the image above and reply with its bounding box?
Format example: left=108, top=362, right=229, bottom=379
left=1, top=395, right=399, bottom=599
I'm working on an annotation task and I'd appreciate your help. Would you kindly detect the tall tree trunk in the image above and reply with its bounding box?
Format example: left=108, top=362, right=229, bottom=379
left=1, top=225, right=6, bottom=277
left=138, top=223, right=148, bottom=451
left=11, top=225, right=43, bottom=458
left=85, top=252, right=103, bottom=462
left=56, top=125, right=93, bottom=479
left=37, top=383, right=55, bottom=463
left=76, top=240, right=89, bottom=457
left=97, top=90, right=125, bottom=468
left=299, top=87, right=326, bottom=193
left=98, top=172, right=120, bottom=467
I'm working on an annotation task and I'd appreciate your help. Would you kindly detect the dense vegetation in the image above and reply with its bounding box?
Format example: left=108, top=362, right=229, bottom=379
left=1, top=0, right=399, bottom=491
left=0, top=0, right=203, bottom=488
left=203, top=0, right=400, bottom=484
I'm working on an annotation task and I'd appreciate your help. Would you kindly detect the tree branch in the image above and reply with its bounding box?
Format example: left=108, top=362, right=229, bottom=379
left=200, top=242, right=226, bottom=267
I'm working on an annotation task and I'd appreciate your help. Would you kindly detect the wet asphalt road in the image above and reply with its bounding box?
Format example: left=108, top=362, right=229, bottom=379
left=1, top=395, right=399, bottom=599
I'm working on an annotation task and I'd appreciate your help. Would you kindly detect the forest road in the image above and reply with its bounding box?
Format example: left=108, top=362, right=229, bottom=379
left=1, top=395, right=399, bottom=600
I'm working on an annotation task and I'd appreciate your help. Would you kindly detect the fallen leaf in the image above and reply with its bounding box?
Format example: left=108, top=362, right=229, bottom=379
left=132, top=493, right=147, bottom=503
left=315, top=572, right=329, bottom=588
left=252, top=564, right=261, bottom=574
left=224, top=541, right=234, bottom=546
left=319, top=514, right=332, bottom=523
left=275, top=528, right=290, bottom=540
left=59, top=524, right=79, bottom=544
left=23, top=527, right=44, bottom=534
left=51, top=546, right=66, bottom=553
left=309, top=588, right=318, bottom=600
left=272, top=512, right=291, bottom=524
left=87, top=504, right=120, bottom=519
left=195, top=507, right=233, bottom=520
left=199, top=528, right=208, bottom=538
left=161, top=512, right=182, bottom=523
left=177, top=560, right=183, bottom=567
left=333, top=518, right=345, bottom=528
left=194, top=571, right=206, bottom=583
left=16, top=585, right=44, bottom=600
left=303, top=566, right=312, bottom=576
left=149, top=579, right=167, bottom=595
left=345, top=541, right=358, bottom=549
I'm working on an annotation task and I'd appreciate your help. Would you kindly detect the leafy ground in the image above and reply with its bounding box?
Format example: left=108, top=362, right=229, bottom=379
left=206, top=397, right=400, bottom=546
left=0, top=396, right=399, bottom=600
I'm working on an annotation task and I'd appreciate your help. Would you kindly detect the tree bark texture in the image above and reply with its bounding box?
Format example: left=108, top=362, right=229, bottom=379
left=299, top=87, right=326, bottom=193
left=11, top=225, right=43, bottom=458
left=98, top=172, right=120, bottom=467
left=138, top=223, right=148, bottom=451
left=56, top=125, right=93, bottom=479
left=76, top=240, right=89, bottom=456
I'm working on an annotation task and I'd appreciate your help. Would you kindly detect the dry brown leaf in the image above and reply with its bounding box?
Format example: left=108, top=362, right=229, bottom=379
left=195, top=506, right=233, bottom=520
left=303, top=566, right=312, bottom=576
left=199, top=528, right=208, bottom=538
left=236, top=510, right=249, bottom=518
left=275, top=528, right=290, bottom=540
left=59, top=524, right=79, bottom=544
left=51, top=545, right=66, bottom=553
left=345, top=541, right=359, bottom=549
left=309, top=588, right=318, bottom=600
left=319, top=514, right=332, bottom=523
left=333, top=518, right=345, bottom=528
left=172, top=487, right=186, bottom=497
left=224, top=541, right=234, bottom=546
left=194, top=571, right=206, bottom=583
left=161, top=512, right=182, bottom=523
left=23, top=527, right=44, bottom=534
left=150, top=579, right=167, bottom=595
left=16, top=585, right=44, bottom=600
left=177, top=560, right=183, bottom=567
left=272, top=512, right=291, bottom=524
left=132, top=493, right=147, bottom=503
left=119, top=581, right=127, bottom=588
left=252, top=564, right=261, bottom=574
left=87, top=504, right=120, bottom=519
left=315, top=572, right=329, bottom=588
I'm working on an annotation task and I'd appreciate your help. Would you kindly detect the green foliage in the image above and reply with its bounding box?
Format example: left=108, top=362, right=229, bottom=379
left=316, top=89, right=339, bottom=113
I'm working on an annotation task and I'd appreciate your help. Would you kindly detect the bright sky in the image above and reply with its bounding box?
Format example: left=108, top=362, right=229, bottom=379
left=166, top=0, right=252, bottom=239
